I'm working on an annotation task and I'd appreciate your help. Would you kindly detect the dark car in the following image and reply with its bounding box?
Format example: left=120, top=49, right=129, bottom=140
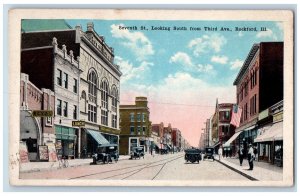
left=184, top=148, right=201, bottom=163
left=92, top=144, right=119, bottom=164
left=130, top=147, right=145, bottom=159
left=203, top=147, right=215, bottom=161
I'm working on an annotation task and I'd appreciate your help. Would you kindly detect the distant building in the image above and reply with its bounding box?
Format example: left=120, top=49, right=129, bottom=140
left=20, top=73, right=55, bottom=161
left=171, top=128, right=182, bottom=150
left=119, top=97, right=151, bottom=155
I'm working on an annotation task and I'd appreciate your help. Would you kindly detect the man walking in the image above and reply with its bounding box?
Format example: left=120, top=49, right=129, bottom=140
left=218, top=146, right=223, bottom=160
left=238, top=145, right=244, bottom=166
left=247, top=144, right=255, bottom=170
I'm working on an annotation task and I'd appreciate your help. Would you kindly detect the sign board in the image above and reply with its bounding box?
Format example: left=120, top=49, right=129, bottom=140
left=32, top=110, right=53, bottom=117
left=72, top=121, right=85, bottom=127
left=38, top=145, right=49, bottom=161
left=46, top=142, right=57, bottom=162
left=19, top=141, right=29, bottom=163
left=258, top=109, right=269, bottom=120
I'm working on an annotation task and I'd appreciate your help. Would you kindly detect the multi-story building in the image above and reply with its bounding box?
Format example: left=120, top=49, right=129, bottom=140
left=20, top=73, right=55, bottom=161
left=171, top=128, right=182, bottom=151
left=163, top=124, right=173, bottom=151
left=232, top=42, right=283, bottom=153
left=211, top=103, right=235, bottom=153
left=21, top=20, right=122, bottom=158
left=119, top=97, right=151, bottom=155
left=21, top=38, right=81, bottom=159
left=151, top=122, right=164, bottom=150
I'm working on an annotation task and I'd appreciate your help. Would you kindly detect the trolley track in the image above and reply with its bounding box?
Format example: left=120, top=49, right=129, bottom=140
left=69, top=154, right=184, bottom=180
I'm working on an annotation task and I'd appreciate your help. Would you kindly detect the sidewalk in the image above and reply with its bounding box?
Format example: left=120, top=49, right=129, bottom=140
left=20, top=155, right=130, bottom=173
left=215, top=155, right=283, bottom=181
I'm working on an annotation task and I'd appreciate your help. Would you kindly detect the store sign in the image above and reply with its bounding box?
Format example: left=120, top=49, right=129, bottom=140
left=258, top=109, right=269, bottom=120
left=32, top=110, right=53, bottom=117
left=38, top=145, right=49, bottom=161
left=72, top=121, right=85, bottom=127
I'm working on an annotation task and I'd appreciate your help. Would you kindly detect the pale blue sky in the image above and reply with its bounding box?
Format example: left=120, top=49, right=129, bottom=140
left=67, top=19, right=283, bottom=145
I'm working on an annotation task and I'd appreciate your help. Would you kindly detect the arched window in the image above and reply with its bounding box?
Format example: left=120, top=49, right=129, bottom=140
left=88, top=70, right=98, bottom=123
left=111, top=86, right=118, bottom=128
left=101, top=79, right=109, bottom=126
left=88, top=70, right=97, bottom=103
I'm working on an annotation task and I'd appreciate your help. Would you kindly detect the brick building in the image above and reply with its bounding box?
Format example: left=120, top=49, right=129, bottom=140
left=119, top=97, right=151, bottom=155
left=20, top=73, right=55, bottom=161
left=171, top=128, right=182, bottom=151
left=231, top=42, right=283, bottom=156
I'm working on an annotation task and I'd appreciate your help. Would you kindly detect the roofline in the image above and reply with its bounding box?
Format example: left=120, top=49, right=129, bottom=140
left=233, top=43, right=260, bottom=85
left=21, top=46, right=53, bottom=51
left=22, top=29, right=75, bottom=34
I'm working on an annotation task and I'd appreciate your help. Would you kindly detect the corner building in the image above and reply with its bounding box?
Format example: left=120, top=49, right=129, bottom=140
left=21, top=20, right=122, bottom=158
left=119, top=97, right=151, bottom=155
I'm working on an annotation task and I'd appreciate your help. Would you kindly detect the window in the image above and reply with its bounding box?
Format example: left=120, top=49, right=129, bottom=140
left=63, top=101, right=68, bottom=117
left=143, top=126, right=146, bottom=135
left=137, top=126, right=141, bottom=135
left=112, top=114, right=117, bottom=128
left=57, top=99, right=62, bottom=115
left=101, top=80, right=108, bottom=125
left=244, top=103, right=248, bottom=121
left=111, top=87, right=118, bottom=113
left=137, top=113, right=141, bottom=122
left=73, top=105, right=77, bottom=119
left=130, top=113, right=135, bottom=122
left=130, top=126, right=135, bottom=135
left=88, top=104, right=97, bottom=123
left=225, top=111, right=230, bottom=120
left=142, top=113, right=146, bottom=122
left=63, top=73, right=68, bottom=89
left=88, top=70, right=97, bottom=103
left=73, top=78, right=78, bottom=93
left=57, top=69, right=62, bottom=86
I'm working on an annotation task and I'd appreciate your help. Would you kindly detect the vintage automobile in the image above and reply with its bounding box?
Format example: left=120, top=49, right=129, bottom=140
left=92, top=144, right=119, bottom=164
left=130, top=147, right=145, bottom=159
left=203, top=147, right=215, bottom=161
left=184, top=148, right=201, bottom=163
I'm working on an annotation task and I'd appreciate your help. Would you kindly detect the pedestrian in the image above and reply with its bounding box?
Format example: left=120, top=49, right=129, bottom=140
left=218, top=146, right=223, bottom=160
left=238, top=145, right=244, bottom=166
left=247, top=144, right=255, bottom=170
left=254, top=146, right=258, bottom=161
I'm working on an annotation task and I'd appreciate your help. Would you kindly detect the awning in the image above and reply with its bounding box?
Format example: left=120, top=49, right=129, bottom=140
left=244, top=125, right=256, bottom=131
left=86, top=129, right=110, bottom=146
left=212, top=141, right=220, bottom=148
left=254, top=122, right=283, bottom=143
left=223, top=131, right=243, bottom=147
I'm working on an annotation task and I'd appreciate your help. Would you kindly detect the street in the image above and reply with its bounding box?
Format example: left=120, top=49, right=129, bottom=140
left=20, top=153, right=250, bottom=181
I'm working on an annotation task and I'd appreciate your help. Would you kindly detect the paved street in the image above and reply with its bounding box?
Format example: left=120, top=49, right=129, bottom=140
left=20, top=153, right=249, bottom=181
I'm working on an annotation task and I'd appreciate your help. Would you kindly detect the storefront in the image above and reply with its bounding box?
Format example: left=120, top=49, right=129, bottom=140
left=254, top=121, right=283, bottom=164
left=55, top=125, right=77, bottom=159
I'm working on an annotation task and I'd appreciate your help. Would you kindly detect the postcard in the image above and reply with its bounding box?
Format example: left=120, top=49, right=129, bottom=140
left=8, top=9, right=294, bottom=187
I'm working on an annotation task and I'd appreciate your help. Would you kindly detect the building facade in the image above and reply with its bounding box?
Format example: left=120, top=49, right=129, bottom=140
left=171, top=128, right=182, bottom=151
left=119, top=97, right=151, bottom=155
left=232, top=42, right=283, bottom=156
left=20, top=73, right=55, bottom=161
left=21, top=21, right=122, bottom=158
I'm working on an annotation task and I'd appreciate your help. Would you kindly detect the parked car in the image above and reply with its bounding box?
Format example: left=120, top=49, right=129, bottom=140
left=184, top=148, right=201, bottom=163
left=203, top=147, right=215, bottom=161
left=130, top=147, right=145, bottom=159
left=92, top=144, right=119, bottom=164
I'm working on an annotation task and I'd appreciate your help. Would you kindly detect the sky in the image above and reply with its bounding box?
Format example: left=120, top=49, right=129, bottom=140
left=67, top=19, right=283, bottom=146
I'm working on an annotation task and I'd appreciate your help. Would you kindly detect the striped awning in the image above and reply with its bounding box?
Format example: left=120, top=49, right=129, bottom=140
left=254, top=122, right=283, bottom=143
left=223, top=131, right=243, bottom=147
left=86, top=129, right=110, bottom=146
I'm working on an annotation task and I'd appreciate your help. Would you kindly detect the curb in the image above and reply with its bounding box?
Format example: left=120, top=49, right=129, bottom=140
left=215, top=159, right=258, bottom=181
left=20, top=156, right=132, bottom=174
